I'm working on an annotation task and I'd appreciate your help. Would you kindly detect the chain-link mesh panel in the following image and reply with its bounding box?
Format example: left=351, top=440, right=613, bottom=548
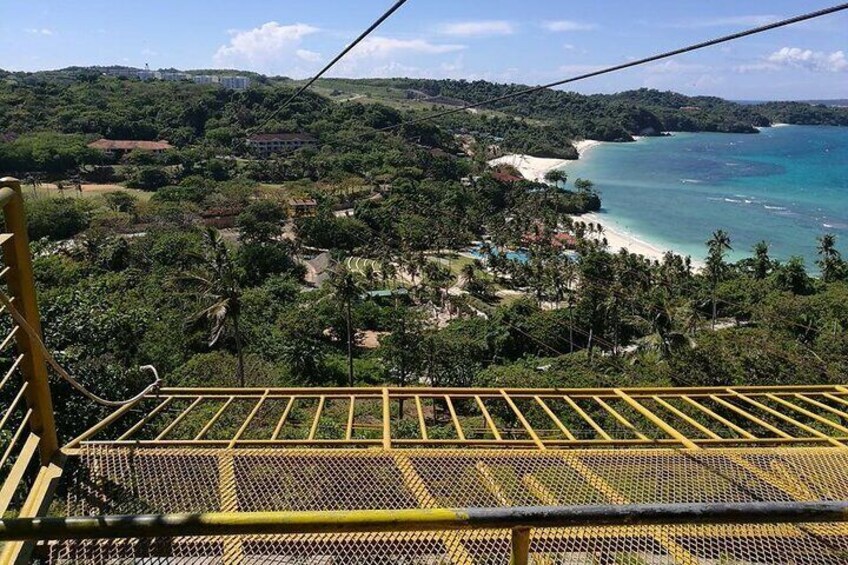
left=48, top=446, right=848, bottom=564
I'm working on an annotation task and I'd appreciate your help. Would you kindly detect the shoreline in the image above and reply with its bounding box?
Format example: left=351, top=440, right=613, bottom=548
left=487, top=139, right=604, bottom=182
left=488, top=136, right=703, bottom=268
left=579, top=212, right=703, bottom=268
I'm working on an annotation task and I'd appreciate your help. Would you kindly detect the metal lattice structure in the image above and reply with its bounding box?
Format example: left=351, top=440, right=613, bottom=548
left=66, top=385, right=848, bottom=450
left=49, top=446, right=848, bottom=563
left=1, top=175, right=848, bottom=563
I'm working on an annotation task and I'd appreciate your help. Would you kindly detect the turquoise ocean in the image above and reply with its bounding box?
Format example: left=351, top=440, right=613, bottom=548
left=562, top=125, right=848, bottom=267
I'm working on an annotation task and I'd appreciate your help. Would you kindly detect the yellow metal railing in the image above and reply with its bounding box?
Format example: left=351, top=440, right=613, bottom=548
left=0, top=177, right=60, bottom=565
left=3, top=501, right=848, bottom=565
left=68, top=384, right=848, bottom=450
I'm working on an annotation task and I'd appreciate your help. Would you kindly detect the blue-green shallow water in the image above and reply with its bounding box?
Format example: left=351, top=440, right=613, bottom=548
left=562, top=126, right=848, bottom=267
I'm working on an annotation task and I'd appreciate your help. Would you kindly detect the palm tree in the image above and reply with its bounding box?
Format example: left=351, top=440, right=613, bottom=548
left=460, top=263, right=476, bottom=288
left=329, top=266, right=360, bottom=387
left=543, top=169, right=567, bottom=188
left=817, top=233, right=843, bottom=282
left=705, top=230, right=732, bottom=329
left=752, top=240, right=772, bottom=280
left=184, top=228, right=246, bottom=385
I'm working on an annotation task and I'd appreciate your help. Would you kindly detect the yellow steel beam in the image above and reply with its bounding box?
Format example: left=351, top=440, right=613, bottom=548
left=345, top=395, right=356, bottom=441
left=534, top=396, right=576, bottom=440
left=194, top=397, right=234, bottom=440
left=0, top=178, right=58, bottom=464
left=680, top=396, right=757, bottom=439
left=229, top=391, right=269, bottom=448
left=563, top=395, right=611, bottom=440
left=382, top=387, right=391, bottom=450
left=475, top=395, right=502, bottom=441
left=0, top=433, right=39, bottom=516
left=795, top=393, right=848, bottom=421
left=509, top=527, right=530, bottom=565
left=501, top=390, right=545, bottom=449
left=116, top=396, right=173, bottom=441
left=444, top=395, right=466, bottom=441
left=475, top=461, right=511, bottom=506
left=218, top=453, right=240, bottom=564
left=271, top=396, right=296, bottom=440
left=0, top=382, right=28, bottom=432
left=730, top=391, right=847, bottom=448
left=0, top=354, right=23, bottom=392
left=652, top=396, right=722, bottom=440
left=0, top=326, right=19, bottom=354
left=594, top=397, right=650, bottom=441
left=393, top=453, right=474, bottom=564
left=556, top=453, right=699, bottom=565
left=614, top=389, right=698, bottom=449
left=710, top=395, right=793, bottom=439
left=0, top=409, right=31, bottom=470
left=768, top=394, right=848, bottom=435
left=65, top=399, right=140, bottom=447
left=155, top=397, right=204, bottom=440
left=308, top=395, right=326, bottom=441
left=0, top=453, right=64, bottom=565
left=415, top=395, right=428, bottom=441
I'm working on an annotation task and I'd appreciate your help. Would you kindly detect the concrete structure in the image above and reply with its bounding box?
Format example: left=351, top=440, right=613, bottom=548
left=247, top=133, right=317, bottom=158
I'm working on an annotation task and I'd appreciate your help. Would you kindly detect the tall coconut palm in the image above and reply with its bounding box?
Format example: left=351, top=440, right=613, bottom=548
left=752, top=240, right=772, bottom=280
left=705, top=230, right=732, bottom=329
left=329, top=266, right=360, bottom=387
left=185, top=228, right=246, bottom=386
left=817, top=233, right=843, bottom=282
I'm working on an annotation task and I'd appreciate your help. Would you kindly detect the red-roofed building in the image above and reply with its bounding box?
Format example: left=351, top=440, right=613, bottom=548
left=88, top=139, right=173, bottom=158
left=492, top=171, right=523, bottom=184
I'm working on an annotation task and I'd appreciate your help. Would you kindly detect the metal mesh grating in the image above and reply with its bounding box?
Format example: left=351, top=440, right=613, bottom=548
left=47, top=446, right=848, bottom=564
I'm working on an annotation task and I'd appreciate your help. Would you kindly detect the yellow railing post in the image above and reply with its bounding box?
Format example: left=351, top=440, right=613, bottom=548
left=0, top=177, right=58, bottom=464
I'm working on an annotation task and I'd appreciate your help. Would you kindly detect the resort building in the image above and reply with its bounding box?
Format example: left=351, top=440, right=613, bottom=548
left=287, top=198, right=319, bottom=218
left=87, top=138, right=173, bottom=158
left=246, top=133, right=317, bottom=158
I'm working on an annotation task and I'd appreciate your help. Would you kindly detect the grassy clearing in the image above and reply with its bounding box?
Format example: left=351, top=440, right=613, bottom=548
left=30, top=183, right=154, bottom=202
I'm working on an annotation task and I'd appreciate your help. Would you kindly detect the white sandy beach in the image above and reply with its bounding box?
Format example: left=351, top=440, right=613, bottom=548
left=581, top=212, right=704, bottom=269
left=487, top=139, right=603, bottom=182
left=488, top=136, right=702, bottom=267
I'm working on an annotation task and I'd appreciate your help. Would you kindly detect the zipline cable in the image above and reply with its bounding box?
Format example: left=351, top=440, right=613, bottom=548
left=366, top=3, right=848, bottom=135
left=248, top=0, right=411, bottom=136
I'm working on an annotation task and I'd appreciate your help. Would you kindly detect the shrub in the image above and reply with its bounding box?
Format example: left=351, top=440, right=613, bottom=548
left=25, top=197, right=91, bottom=240
left=126, top=166, right=170, bottom=190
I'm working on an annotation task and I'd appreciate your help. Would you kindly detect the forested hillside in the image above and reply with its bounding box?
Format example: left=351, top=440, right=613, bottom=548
left=0, top=68, right=846, bottom=443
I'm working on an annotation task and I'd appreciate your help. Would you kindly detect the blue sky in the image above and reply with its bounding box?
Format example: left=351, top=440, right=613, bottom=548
left=2, top=0, right=847, bottom=99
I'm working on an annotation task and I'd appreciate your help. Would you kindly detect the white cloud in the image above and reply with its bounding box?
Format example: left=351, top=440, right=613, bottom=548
left=665, top=15, right=778, bottom=28
left=562, top=44, right=576, bottom=50
left=542, top=20, right=596, bottom=32
left=213, top=22, right=319, bottom=68
left=141, top=48, right=157, bottom=57
left=347, top=37, right=465, bottom=59
left=768, top=47, right=847, bottom=72
left=737, top=47, right=848, bottom=73
left=296, top=49, right=322, bottom=63
left=438, top=20, right=514, bottom=37
left=646, top=59, right=708, bottom=74
left=24, top=28, right=53, bottom=36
